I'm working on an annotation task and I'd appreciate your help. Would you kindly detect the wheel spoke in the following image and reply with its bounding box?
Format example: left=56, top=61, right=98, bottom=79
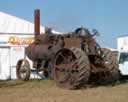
left=55, top=64, right=71, bottom=72
left=20, top=68, right=26, bottom=73
left=53, top=48, right=90, bottom=89
left=16, top=59, right=30, bottom=81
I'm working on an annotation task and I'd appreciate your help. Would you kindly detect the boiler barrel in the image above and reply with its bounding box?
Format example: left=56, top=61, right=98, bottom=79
left=25, top=43, right=52, bottom=61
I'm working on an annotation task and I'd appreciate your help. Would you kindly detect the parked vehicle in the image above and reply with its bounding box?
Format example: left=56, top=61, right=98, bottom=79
left=16, top=9, right=119, bottom=89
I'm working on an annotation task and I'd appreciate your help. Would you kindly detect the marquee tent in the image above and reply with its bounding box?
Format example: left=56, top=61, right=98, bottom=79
left=0, top=11, right=59, bottom=80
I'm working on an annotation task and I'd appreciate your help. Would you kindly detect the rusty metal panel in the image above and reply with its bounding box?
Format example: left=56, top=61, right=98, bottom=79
left=34, top=9, right=40, bottom=41
left=64, top=38, right=81, bottom=48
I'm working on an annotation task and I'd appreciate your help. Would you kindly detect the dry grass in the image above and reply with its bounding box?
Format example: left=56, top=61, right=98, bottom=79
left=0, top=79, right=128, bottom=102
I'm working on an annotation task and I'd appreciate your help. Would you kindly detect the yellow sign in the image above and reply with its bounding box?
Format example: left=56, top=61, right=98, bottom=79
left=8, top=36, right=34, bottom=45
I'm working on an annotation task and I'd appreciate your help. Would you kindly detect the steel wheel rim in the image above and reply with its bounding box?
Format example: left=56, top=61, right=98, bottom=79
left=53, top=49, right=78, bottom=86
left=17, top=60, right=30, bottom=80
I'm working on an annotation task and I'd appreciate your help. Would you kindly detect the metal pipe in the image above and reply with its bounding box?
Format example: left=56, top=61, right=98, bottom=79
left=34, top=9, right=40, bottom=41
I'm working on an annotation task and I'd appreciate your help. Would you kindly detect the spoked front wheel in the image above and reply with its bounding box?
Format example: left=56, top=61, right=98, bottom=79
left=16, top=59, right=30, bottom=81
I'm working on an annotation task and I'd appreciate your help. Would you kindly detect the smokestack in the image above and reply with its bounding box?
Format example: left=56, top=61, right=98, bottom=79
left=34, top=9, right=40, bottom=41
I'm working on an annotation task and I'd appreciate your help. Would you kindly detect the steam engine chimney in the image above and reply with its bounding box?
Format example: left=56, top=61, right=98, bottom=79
left=34, top=9, right=40, bottom=41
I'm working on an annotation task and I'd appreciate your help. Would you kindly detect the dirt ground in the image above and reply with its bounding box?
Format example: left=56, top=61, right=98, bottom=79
left=0, top=79, right=128, bottom=102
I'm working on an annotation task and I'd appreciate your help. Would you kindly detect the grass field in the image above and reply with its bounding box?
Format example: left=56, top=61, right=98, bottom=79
left=0, top=79, right=128, bottom=102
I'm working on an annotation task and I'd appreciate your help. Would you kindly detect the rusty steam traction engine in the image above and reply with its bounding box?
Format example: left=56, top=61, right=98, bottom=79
left=16, top=9, right=119, bottom=89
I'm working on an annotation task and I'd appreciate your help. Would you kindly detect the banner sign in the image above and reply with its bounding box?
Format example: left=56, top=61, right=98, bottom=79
left=0, top=34, right=34, bottom=46
left=8, top=36, right=34, bottom=45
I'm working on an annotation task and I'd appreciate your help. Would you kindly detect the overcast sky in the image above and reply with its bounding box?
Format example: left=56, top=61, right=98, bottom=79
left=0, top=0, right=128, bottom=48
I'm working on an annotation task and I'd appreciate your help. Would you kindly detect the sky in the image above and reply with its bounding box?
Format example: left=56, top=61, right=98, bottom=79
left=0, top=0, right=128, bottom=48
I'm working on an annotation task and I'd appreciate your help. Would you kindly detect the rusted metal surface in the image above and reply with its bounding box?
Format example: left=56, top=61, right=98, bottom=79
left=52, top=47, right=91, bottom=89
left=24, top=25, right=119, bottom=88
left=17, top=9, right=119, bottom=89
left=64, top=38, right=81, bottom=48
left=34, top=9, right=40, bottom=41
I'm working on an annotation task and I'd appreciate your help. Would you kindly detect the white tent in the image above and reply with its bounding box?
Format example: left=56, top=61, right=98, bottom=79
left=0, top=11, right=45, bottom=34
left=0, top=12, right=60, bottom=80
left=0, top=11, right=61, bottom=34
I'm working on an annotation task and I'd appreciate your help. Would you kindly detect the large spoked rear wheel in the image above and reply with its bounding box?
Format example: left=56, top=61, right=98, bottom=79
left=98, top=48, right=119, bottom=84
left=52, top=47, right=90, bottom=89
left=16, top=59, right=30, bottom=81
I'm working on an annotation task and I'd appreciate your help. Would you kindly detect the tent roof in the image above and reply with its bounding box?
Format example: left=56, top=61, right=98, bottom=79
left=0, top=11, right=60, bottom=34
